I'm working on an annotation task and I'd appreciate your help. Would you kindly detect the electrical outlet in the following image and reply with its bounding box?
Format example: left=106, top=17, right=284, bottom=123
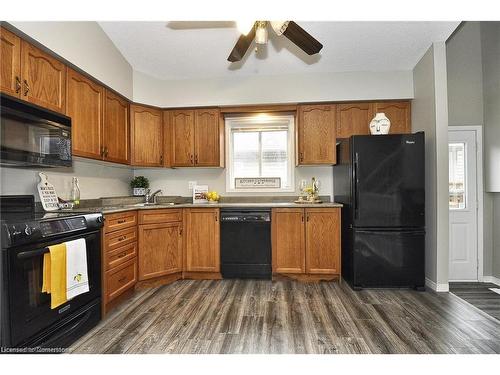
left=188, top=181, right=197, bottom=190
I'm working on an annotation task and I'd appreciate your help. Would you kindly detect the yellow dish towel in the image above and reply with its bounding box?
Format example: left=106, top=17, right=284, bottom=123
left=42, top=243, right=67, bottom=309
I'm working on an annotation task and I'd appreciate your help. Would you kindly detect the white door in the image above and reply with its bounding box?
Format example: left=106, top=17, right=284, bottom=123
left=448, top=130, right=478, bottom=281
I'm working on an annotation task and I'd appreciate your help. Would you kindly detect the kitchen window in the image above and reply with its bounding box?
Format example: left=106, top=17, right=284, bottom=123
left=225, top=114, right=295, bottom=192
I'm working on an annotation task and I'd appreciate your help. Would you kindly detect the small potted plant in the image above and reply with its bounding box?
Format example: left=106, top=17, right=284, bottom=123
left=130, top=176, right=150, bottom=196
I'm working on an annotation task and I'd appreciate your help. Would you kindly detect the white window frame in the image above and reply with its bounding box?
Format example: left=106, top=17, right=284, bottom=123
left=225, top=114, right=295, bottom=193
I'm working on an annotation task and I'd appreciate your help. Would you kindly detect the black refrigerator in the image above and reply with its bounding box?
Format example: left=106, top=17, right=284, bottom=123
left=333, top=132, right=425, bottom=290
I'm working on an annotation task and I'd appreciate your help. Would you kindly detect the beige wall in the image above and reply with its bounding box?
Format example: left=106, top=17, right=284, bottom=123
left=0, top=159, right=133, bottom=200
left=446, top=21, right=500, bottom=280
left=133, top=166, right=334, bottom=200
left=412, top=42, right=450, bottom=289
left=133, top=69, right=414, bottom=108
left=446, top=22, right=484, bottom=126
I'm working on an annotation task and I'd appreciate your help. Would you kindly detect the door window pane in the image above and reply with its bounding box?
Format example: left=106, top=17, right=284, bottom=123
left=449, top=142, right=466, bottom=209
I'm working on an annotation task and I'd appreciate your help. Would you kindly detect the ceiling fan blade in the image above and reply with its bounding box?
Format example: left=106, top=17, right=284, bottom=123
left=227, top=27, right=256, bottom=62
left=282, top=21, right=323, bottom=55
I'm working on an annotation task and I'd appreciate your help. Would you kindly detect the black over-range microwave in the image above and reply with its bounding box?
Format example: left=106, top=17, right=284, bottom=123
left=0, top=94, right=72, bottom=167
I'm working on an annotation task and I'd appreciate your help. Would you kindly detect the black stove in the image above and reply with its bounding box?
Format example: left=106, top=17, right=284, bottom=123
left=1, top=195, right=104, bottom=248
left=1, top=195, right=103, bottom=351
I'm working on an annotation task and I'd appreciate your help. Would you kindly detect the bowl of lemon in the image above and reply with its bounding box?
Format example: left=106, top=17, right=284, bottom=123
left=206, top=191, right=220, bottom=204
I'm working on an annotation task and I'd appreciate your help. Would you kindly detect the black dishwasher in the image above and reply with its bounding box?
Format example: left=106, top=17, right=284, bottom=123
left=220, top=208, right=272, bottom=279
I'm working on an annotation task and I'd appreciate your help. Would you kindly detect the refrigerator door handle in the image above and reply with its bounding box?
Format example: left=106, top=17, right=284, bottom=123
left=354, top=152, right=359, bottom=219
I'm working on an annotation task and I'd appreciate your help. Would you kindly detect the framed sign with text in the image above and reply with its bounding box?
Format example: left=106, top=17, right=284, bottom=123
left=234, top=177, right=281, bottom=189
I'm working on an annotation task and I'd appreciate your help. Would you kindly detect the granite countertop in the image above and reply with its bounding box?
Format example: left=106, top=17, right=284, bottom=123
left=95, top=201, right=343, bottom=214
left=68, top=195, right=343, bottom=215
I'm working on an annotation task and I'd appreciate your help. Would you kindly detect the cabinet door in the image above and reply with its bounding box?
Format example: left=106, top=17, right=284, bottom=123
left=373, top=101, right=411, bottom=134
left=21, top=40, right=66, bottom=113
left=138, top=222, right=183, bottom=281
left=171, top=110, right=195, bottom=166
left=103, top=90, right=129, bottom=164
left=194, top=108, right=221, bottom=167
left=305, top=208, right=340, bottom=275
left=271, top=208, right=305, bottom=274
left=185, top=208, right=220, bottom=272
left=337, top=103, right=373, bottom=138
left=0, top=27, right=21, bottom=97
left=66, top=68, right=104, bottom=160
left=297, top=104, right=336, bottom=165
left=162, top=111, right=172, bottom=167
left=130, top=104, right=163, bottom=166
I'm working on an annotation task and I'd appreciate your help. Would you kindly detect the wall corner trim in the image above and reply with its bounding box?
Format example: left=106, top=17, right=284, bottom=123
left=425, top=277, right=450, bottom=292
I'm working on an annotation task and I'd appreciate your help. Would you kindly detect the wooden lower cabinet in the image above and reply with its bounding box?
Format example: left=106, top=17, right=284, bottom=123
left=272, top=208, right=305, bottom=274
left=105, top=258, right=137, bottom=303
left=305, top=209, right=341, bottom=274
left=138, top=221, right=183, bottom=281
left=102, top=211, right=138, bottom=314
left=184, top=208, right=220, bottom=275
left=272, top=207, right=341, bottom=279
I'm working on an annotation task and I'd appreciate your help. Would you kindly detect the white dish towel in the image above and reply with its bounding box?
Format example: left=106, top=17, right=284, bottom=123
left=65, top=238, right=90, bottom=300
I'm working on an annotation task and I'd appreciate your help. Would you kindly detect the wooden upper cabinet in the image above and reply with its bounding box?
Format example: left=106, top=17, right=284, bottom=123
left=297, top=104, right=337, bottom=165
left=184, top=208, right=220, bottom=273
left=138, top=222, right=183, bottom=281
left=21, top=40, right=66, bottom=113
left=272, top=208, right=306, bottom=274
left=337, top=103, right=373, bottom=138
left=194, top=109, right=222, bottom=167
left=130, top=104, right=163, bottom=167
left=104, top=90, right=129, bottom=164
left=0, top=27, right=21, bottom=97
left=373, top=101, right=411, bottom=134
left=162, top=111, right=172, bottom=167
left=66, top=68, right=104, bottom=160
left=171, top=110, right=195, bottom=166
left=305, top=208, right=341, bottom=275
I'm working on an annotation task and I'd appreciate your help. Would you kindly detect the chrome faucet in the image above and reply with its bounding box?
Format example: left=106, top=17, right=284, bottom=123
left=145, top=189, right=162, bottom=204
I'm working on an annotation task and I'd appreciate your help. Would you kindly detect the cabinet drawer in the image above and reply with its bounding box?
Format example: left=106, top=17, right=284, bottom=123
left=138, top=209, right=182, bottom=224
left=105, top=258, right=137, bottom=302
left=104, top=226, right=137, bottom=251
left=104, top=211, right=137, bottom=233
left=104, top=242, right=137, bottom=271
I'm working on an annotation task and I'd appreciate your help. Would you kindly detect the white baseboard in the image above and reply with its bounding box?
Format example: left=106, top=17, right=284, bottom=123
left=425, top=278, right=449, bottom=292
left=483, top=276, right=500, bottom=286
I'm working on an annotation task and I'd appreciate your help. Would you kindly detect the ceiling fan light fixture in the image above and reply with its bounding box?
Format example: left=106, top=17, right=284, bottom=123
left=236, top=20, right=255, bottom=35
left=270, top=21, right=289, bottom=36
left=255, top=21, right=268, bottom=44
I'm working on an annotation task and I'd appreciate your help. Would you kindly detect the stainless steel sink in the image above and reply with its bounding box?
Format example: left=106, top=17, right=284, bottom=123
left=128, top=202, right=161, bottom=207
left=127, top=202, right=178, bottom=207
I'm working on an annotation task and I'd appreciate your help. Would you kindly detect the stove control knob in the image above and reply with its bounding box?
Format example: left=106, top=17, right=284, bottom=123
left=96, top=216, right=104, bottom=224
left=24, top=225, right=33, bottom=236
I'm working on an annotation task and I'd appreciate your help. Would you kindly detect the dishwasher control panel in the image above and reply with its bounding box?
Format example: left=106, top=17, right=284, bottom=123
left=220, top=210, right=271, bottom=222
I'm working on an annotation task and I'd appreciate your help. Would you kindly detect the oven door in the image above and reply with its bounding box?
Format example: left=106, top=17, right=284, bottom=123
left=0, top=94, right=72, bottom=167
left=6, top=230, right=101, bottom=347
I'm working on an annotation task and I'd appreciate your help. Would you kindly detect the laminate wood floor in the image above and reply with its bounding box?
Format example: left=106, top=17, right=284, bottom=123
left=69, top=279, right=500, bottom=354
left=450, top=282, right=500, bottom=320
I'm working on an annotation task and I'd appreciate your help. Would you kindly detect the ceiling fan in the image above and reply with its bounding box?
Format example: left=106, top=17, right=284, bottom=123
left=228, top=21, right=323, bottom=62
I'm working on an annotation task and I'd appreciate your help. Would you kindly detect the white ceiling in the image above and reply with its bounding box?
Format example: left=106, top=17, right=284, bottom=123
left=99, top=21, right=459, bottom=81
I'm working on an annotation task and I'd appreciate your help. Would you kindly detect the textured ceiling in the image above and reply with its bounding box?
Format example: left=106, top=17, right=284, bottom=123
left=99, top=21, right=459, bottom=80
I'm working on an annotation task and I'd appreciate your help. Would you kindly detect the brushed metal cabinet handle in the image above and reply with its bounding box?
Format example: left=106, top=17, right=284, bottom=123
left=15, top=76, right=21, bottom=93
left=23, top=79, right=30, bottom=96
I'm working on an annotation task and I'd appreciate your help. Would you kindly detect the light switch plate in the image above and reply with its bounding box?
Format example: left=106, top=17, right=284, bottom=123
left=188, top=181, right=197, bottom=190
